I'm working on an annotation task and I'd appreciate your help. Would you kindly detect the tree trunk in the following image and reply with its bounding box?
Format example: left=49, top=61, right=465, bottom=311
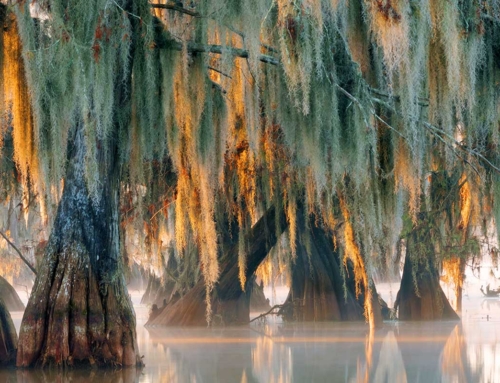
left=140, top=273, right=175, bottom=307
left=249, top=277, right=271, bottom=313
left=0, top=297, right=17, bottom=366
left=396, top=235, right=459, bottom=321
left=455, top=257, right=466, bottom=313
left=17, top=120, right=141, bottom=367
left=280, top=217, right=365, bottom=322
left=141, top=253, right=181, bottom=308
left=0, top=276, right=25, bottom=311
left=146, top=205, right=286, bottom=326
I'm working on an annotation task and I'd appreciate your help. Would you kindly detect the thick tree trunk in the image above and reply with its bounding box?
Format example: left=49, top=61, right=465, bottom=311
left=0, top=297, right=17, bottom=366
left=0, top=276, right=25, bottom=311
left=17, top=122, right=142, bottom=367
left=396, top=236, right=459, bottom=321
left=147, top=205, right=286, bottom=326
left=280, top=217, right=365, bottom=322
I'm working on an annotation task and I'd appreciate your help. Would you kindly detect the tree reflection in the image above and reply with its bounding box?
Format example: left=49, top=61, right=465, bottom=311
left=0, top=368, right=142, bottom=383
left=371, top=331, right=407, bottom=383
left=441, top=325, right=478, bottom=382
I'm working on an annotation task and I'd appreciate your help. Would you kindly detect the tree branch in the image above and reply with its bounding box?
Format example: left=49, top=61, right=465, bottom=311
left=151, top=2, right=202, bottom=18
left=249, top=304, right=286, bottom=323
left=157, top=35, right=279, bottom=65
left=0, top=230, right=37, bottom=275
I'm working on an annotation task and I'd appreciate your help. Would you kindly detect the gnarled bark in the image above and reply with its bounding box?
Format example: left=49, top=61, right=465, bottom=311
left=396, top=235, right=459, bottom=321
left=147, top=205, right=286, bottom=326
left=0, top=276, right=25, bottom=311
left=0, top=297, right=17, bottom=366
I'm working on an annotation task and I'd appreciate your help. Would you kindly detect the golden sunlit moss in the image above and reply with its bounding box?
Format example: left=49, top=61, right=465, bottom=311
left=394, top=137, right=420, bottom=218
left=1, top=14, right=38, bottom=190
left=3, top=0, right=500, bottom=327
left=365, top=0, right=411, bottom=77
left=340, top=194, right=378, bottom=328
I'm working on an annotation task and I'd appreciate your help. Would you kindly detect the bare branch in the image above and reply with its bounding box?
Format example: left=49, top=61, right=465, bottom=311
left=207, top=65, right=232, bottom=79
left=0, top=230, right=37, bottom=275
left=151, top=2, right=201, bottom=18
left=157, top=36, right=279, bottom=65
left=249, top=304, right=286, bottom=323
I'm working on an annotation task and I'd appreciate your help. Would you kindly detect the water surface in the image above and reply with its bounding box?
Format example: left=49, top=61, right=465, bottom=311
left=3, top=288, right=500, bottom=382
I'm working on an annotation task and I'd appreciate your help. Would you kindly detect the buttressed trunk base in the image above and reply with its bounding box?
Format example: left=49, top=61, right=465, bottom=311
left=16, top=126, right=142, bottom=368
left=397, top=246, right=459, bottom=321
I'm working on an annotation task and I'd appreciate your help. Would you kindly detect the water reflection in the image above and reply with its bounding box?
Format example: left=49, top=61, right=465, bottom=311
left=441, top=325, right=476, bottom=382
left=372, top=331, right=406, bottom=383
left=1, top=320, right=498, bottom=382
left=0, top=368, right=141, bottom=383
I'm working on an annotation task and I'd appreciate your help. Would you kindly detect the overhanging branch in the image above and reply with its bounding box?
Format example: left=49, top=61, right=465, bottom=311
left=157, top=34, right=279, bottom=65
left=151, top=2, right=201, bottom=18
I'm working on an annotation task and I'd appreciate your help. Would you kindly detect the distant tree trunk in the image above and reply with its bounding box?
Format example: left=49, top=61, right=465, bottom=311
left=147, top=205, right=286, bottom=326
left=280, top=216, right=365, bottom=322
left=396, top=235, right=459, bottom=321
left=141, top=253, right=182, bottom=308
left=141, top=272, right=175, bottom=307
left=0, top=297, right=17, bottom=366
left=455, top=258, right=466, bottom=313
left=249, top=277, right=271, bottom=313
left=0, top=276, right=25, bottom=311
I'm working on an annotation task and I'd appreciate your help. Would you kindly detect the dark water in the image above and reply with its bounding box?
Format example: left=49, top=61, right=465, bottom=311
left=2, top=291, right=500, bottom=382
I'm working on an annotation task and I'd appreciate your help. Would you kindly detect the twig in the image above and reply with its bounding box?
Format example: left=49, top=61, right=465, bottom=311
left=249, top=304, right=285, bottom=323
left=0, top=230, right=37, bottom=275
left=368, top=86, right=429, bottom=106
left=207, top=65, right=232, bottom=79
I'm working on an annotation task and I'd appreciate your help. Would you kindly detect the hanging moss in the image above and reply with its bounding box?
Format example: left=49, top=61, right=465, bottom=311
left=3, top=0, right=500, bottom=325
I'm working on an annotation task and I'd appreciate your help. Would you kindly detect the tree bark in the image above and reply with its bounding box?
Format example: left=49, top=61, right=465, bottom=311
left=396, top=235, right=459, bottom=321
left=0, top=297, right=17, bottom=366
left=280, top=216, right=365, bottom=322
left=17, top=124, right=141, bottom=367
left=0, top=276, right=25, bottom=311
left=146, top=205, right=286, bottom=326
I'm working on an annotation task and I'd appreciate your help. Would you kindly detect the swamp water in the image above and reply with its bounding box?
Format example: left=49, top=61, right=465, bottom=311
left=1, top=286, right=500, bottom=382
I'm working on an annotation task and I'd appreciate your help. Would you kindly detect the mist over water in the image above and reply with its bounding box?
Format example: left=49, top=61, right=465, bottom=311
left=4, top=281, right=500, bottom=382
